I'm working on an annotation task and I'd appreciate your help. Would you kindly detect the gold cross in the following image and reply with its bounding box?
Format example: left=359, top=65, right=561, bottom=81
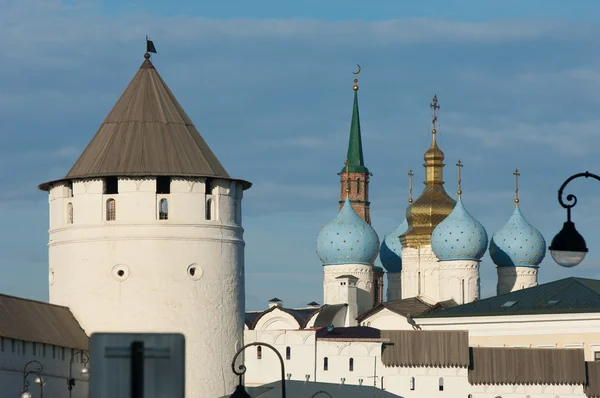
left=513, top=168, right=520, bottom=207
left=408, top=169, right=414, bottom=204
left=430, top=95, right=440, bottom=133
left=456, top=160, right=463, bottom=199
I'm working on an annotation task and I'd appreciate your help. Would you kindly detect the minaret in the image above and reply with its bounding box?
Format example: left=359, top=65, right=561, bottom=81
left=38, top=46, right=251, bottom=398
left=431, top=160, right=487, bottom=304
left=490, top=169, right=546, bottom=295
left=400, top=95, right=456, bottom=302
left=339, top=65, right=372, bottom=224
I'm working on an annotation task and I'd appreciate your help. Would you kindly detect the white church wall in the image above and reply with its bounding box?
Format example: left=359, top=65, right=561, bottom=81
left=315, top=340, right=381, bottom=386
left=497, top=266, right=538, bottom=295
left=438, top=260, right=480, bottom=304
left=401, top=246, right=441, bottom=302
left=359, top=308, right=414, bottom=330
left=244, top=330, right=316, bottom=386
left=253, top=310, right=301, bottom=331
left=323, top=264, right=373, bottom=316
left=0, top=338, right=88, bottom=398
left=469, top=382, right=586, bottom=398
left=48, top=177, right=245, bottom=398
left=383, top=366, right=469, bottom=398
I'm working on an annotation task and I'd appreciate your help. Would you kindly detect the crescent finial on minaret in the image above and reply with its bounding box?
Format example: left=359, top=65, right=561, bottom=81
left=352, top=64, right=361, bottom=91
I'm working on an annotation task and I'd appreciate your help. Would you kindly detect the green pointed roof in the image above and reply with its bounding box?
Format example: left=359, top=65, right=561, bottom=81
left=341, top=90, right=369, bottom=173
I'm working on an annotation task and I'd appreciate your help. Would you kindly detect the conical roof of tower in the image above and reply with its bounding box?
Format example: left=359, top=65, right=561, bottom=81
left=39, top=54, right=251, bottom=191
left=340, top=90, right=368, bottom=173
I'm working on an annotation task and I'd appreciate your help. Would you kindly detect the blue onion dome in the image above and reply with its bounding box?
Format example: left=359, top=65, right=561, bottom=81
left=316, top=198, right=380, bottom=265
left=431, top=199, right=488, bottom=261
left=380, top=219, right=408, bottom=273
left=489, top=207, right=546, bottom=267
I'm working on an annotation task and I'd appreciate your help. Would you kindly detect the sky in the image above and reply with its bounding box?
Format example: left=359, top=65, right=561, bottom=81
left=1, top=0, right=600, bottom=310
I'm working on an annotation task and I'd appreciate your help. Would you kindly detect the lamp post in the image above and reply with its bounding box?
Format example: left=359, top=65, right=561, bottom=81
left=67, top=350, right=90, bottom=398
left=549, top=171, right=596, bottom=267
left=229, top=342, right=286, bottom=398
left=21, top=360, right=44, bottom=398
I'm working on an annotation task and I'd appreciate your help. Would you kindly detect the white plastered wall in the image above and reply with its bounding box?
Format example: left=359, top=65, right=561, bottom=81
left=323, top=264, right=373, bottom=316
left=438, top=260, right=480, bottom=304
left=401, top=246, right=440, bottom=302
left=386, top=272, right=401, bottom=301
left=497, top=266, right=538, bottom=295
left=47, top=177, right=245, bottom=398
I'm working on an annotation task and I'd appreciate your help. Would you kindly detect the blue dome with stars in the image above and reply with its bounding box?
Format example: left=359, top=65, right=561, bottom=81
left=489, top=207, right=546, bottom=267
left=380, top=219, right=408, bottom=273
left=316, top=198, right=380, bottom=266
left=431, top=199, right=488, bottom=261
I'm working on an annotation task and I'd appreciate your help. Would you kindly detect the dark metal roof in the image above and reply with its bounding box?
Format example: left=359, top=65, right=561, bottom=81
left=313, top=304, right=347, bottom=328
left=468, top=347, right=586, bottom=385
left=245, top=305, right=323, bottom=330
left=586, top=361, right=600, bottom=398
left=39, top=56, right=250, bottom=191
left=0, top=294, right=88, bottom=350
left=417, top=277, right=600, bottom=318
left=316, top=326, right=381, bottom=340
left=381, top=330, right=470, bottom=368
left=357, top=296, right=442, bottom=322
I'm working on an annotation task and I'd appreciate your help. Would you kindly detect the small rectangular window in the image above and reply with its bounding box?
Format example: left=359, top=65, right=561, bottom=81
left=156, top=176, right=171, bottom=194
left=32, top=342, right=37, bottom=356
left=62, top=347, right=65, bottom=361
left=104, top=176, right=118, bottom=194
left=323, top=357, right=328, bottom=371
left=501, top=300, right=518, bottom=307
left=286, top=346, right=291, bottom=360
left=42, top=343, right=46, bottom=357
left=594, top=351, right=600, bottom=361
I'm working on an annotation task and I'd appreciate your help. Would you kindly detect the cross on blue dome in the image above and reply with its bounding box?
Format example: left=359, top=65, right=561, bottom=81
left=316, top=197, right=380, bottom=266
left=489, top=207, right=546, bottom=267
left=431, top=199, right=488, bottom=261
left=380, top=219, right=408, bottom=273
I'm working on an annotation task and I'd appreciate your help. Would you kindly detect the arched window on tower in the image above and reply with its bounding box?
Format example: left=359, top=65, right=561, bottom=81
left=417, top=272, right=422, bottom=295
left=159, top=198, right=168, bottom=220
left=67, top=202, right=73, bottom=224
left=257, top=346, right=262, bottom=359
left=349, top=358, right=354, bottom=371
left=106, top=199, right=116, bottom=221
left=206, top=198, right=212, bottom=220
left=461, top=279, right=466, bottom=304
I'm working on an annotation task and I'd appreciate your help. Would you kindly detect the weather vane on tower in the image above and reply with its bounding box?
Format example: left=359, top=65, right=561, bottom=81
left=430, top=95, right=440, bottom=134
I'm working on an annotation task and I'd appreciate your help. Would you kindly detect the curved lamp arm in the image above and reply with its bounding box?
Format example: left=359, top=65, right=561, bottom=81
left=557, top=171, right=600, bottom=221
left=22, top=360, right=44, bottom=392
left=231, top=342, right=286, bottom=398
left=311, top=391, right=334, bottom=398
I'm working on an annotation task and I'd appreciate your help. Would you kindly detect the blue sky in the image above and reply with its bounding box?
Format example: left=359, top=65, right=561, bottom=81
left=1, top=0, right=600, bottom=310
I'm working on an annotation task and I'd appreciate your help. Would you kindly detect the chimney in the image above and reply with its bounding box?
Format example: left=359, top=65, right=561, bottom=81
left=268, top=298, right=283, bottom=308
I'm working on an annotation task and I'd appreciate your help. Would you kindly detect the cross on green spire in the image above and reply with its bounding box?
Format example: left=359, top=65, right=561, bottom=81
left=341, top=90, right=369, bottom=173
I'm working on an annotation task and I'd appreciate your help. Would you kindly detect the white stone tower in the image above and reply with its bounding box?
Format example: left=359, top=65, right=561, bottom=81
left=38, top=51, right=251, bottom=398
left=490, top=170, right=546, bottom=295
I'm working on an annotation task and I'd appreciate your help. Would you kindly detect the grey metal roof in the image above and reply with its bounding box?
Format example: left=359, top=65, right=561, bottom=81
left=316, top=326, right=381, bottom=340
left=222, top=380, right=400, bottom=398
left=468, top=347, right=586, bottom=385
left=0, top=293, right=88, bottom=350
left=416, top=277, right=600, bottom=318
left=245, top=305, right=323, bottom=330
left=357, top=296, right=444, bottom=322
left=313, top=304, right=347, bottom=328
left=39, top=56, right=250, bottom=191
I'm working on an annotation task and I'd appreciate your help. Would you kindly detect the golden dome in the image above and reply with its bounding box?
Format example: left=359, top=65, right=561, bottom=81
left=400, top=96, right=456, bottom=248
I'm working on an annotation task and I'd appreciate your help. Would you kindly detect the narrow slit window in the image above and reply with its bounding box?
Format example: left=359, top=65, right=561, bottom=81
left=257, top=346, right=262, bottom=360
left=417, top=272, right=422, bottom=295
left=356, top=178, right=361, bottom=193
left=349, top=358, right=354, bottom=371
left=67, top=202, right=73, bottom=224
left=106, top=199, right=116, bottom=221
left=286, top=346, right=291, bottom=360
left=439, top=377, right=444, bottom=391
left=410, top=376, right=415, bottom=390
left=323, top=357, right=328, bottom=371
left=159, top=198, right=168, bottom=220
left=461, top=279, right=465, bottom=304
left=206, top=198, right=212, bottom=220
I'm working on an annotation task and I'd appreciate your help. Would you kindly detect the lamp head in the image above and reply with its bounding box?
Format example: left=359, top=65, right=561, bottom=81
left=21, top=392, right=32, bottom=398
left=549, top=220, right=588, bottom=267
left=229, top=384, right=251, bottom=398
left=81, top=366, right=90, bottom=375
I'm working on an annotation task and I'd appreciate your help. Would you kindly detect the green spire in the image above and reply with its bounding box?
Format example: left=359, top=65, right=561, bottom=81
left=341, top=90, right=369, bottom=173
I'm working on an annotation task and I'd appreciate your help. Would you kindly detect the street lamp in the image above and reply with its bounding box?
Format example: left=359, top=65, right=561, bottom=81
left=549, top=172, right=596, bottom=267
left=229, top=342, right=286, bottom=398
left=21, top=360, right=44, bottom=398
left=67, top=349, right=90, bottom=398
